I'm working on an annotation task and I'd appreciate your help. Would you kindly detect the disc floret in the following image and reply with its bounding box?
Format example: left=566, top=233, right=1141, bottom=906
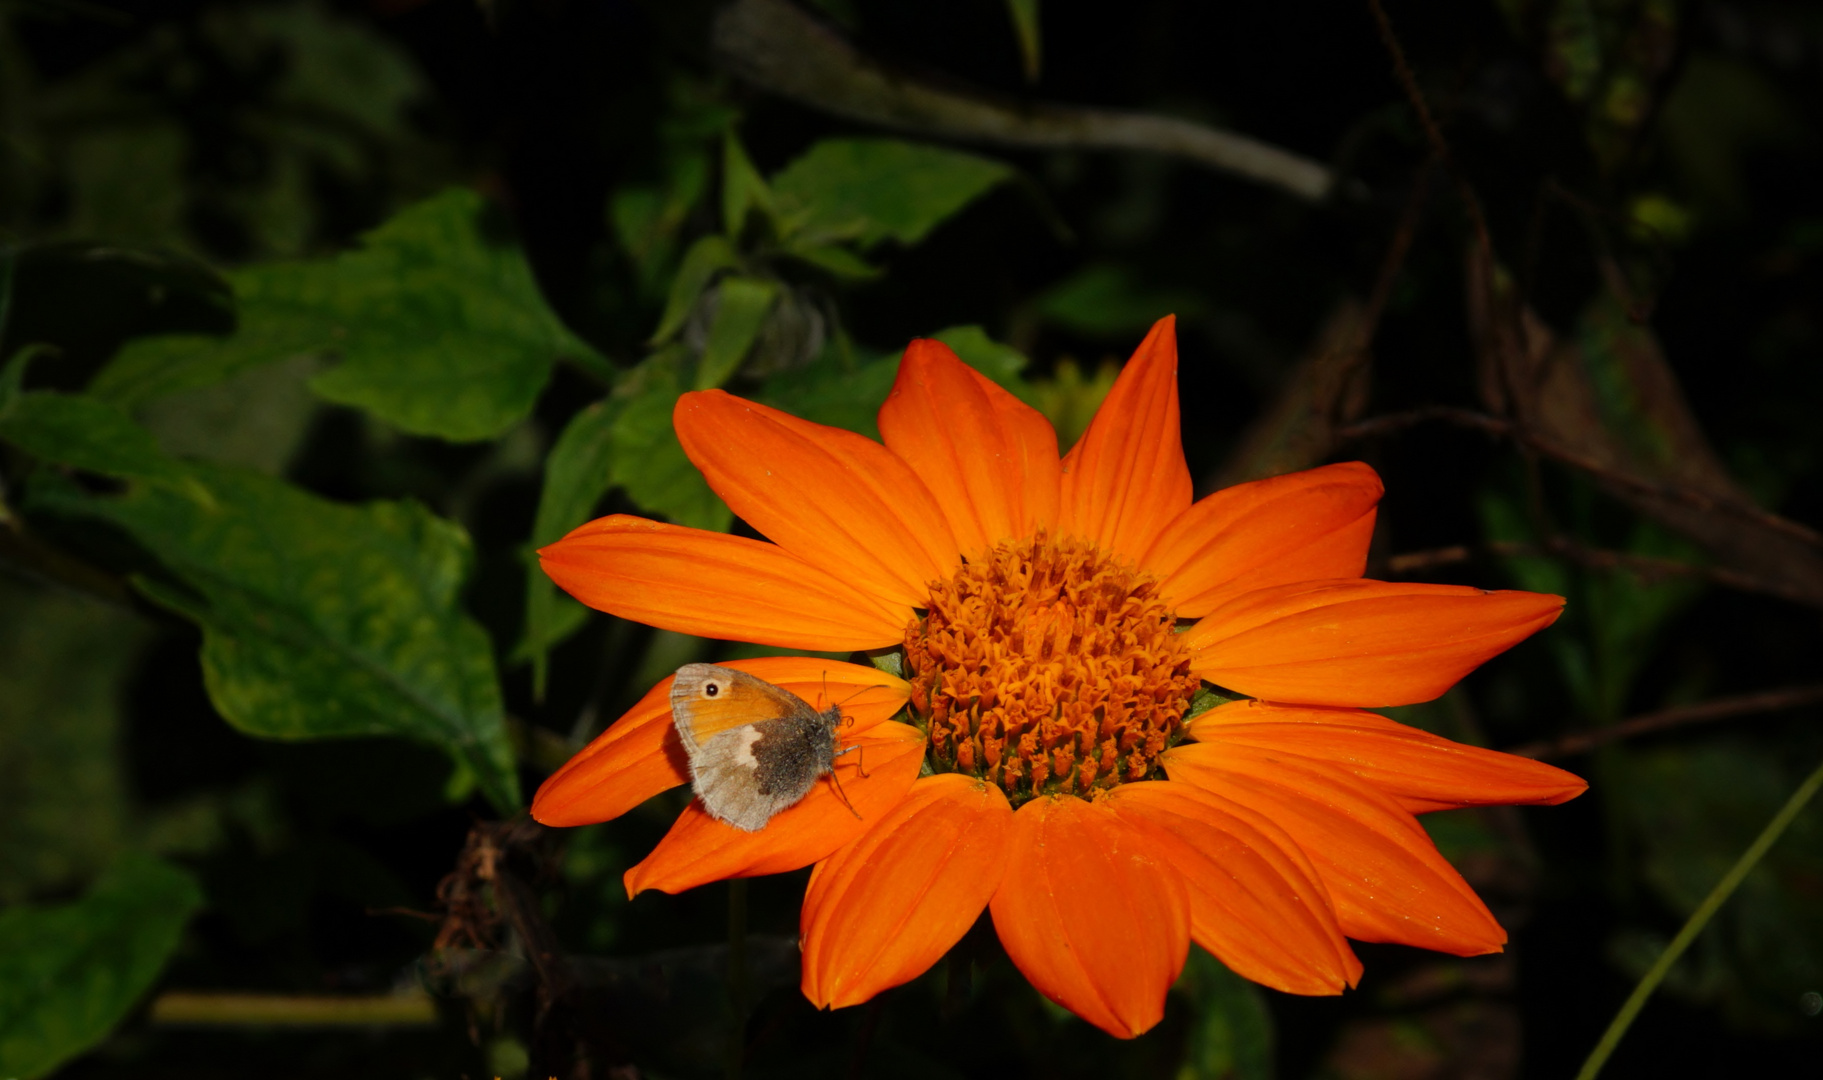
left=904, top=532, right=1199, bottom=805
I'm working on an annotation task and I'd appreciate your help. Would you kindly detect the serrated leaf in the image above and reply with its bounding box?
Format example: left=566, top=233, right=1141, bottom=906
left=31, top=463, right=520, bottom=813
left=304, top=190, right=593, bottom=439
left=0, top=854, right=203, bottom=1080
left=695, top=276, right=780, bottom=390
left=91, top=190, right=601, bottom=441
left=770, top=138, right=1013, bottom=251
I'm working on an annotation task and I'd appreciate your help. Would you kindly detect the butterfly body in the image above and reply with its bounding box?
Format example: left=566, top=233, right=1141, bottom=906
left=671, top=663, right=844, bottom=831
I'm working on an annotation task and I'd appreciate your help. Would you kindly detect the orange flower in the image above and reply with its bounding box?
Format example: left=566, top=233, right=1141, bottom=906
left=532, top=316, right=1586, bottom=1038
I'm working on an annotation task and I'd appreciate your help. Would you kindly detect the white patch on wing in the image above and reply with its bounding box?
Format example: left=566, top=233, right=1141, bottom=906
left=730, top=726, right=763, bottom=767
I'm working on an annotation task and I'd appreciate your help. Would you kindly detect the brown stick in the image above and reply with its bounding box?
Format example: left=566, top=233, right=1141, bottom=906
left=1384, top=539, right=1821, bottom=607
left=1366, top=0, right=1498, bottom=269
left=1325, top=157, right=1436, bottom=427
left=1508, top=685, right=1823, bottom=760
left=1338, top=407, right=1823, bottom=548
left=710, top=0, right=1334, bottom=200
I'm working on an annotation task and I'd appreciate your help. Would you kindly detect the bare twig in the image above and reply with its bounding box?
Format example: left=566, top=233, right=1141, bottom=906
left=1366, top=0, right=1497, bottom=266
left=1338, top=407, right=1823, bottom=549
left=1324, top=157, right=1435, bottom=426
left=1509, top=685, right=1823, bottom=761
left=0, top=518, right=137, bottom=606
left=1384, top=539, right=1820, bottom=607
left=1210, top=156, right=1435, bottom=486
left=710, top=0, right=1334, bottom=200
left=1385, top=545, right=1475, bottom=574
left=149, top=992, right=438, bottom=1027
left=1338, top=404, right=1512, bottom=442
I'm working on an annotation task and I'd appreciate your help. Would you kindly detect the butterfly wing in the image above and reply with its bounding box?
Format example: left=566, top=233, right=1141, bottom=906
left=671, top=664, right=832, bottom=831
left=669, top=663, right=820, bottom=753
left=688, top=717, right=818, bottom=831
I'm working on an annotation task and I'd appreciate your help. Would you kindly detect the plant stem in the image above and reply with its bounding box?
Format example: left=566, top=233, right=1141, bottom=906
left=1575, top=753, right=1823, bottom=1080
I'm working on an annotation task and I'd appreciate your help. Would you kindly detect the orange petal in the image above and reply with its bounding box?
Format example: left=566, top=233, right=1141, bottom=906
left=800, top=774, right=1014, bottom=1009
left=531, top=658, right=911, bottom=827
left=988, top=794, right=1190, bottom=1038
left=674, top=391, right=960, bottom=609
left=1143, top=462, right=1383, bottom=617
left=1104, top=782, right=1361, bottom=995
left=1164, top=742, right=1506, bottom=955
left=1188, top=699, right=1587, bottom=814
left=539, top=514, right=909, bottom=651
left=877, top=339, right=1061, bottom=556
left=1058, top=316, right=1192, bottom=566
left=1184, top=579, right=1565, bottom=707
left=623, top=721, right=924, bottom=897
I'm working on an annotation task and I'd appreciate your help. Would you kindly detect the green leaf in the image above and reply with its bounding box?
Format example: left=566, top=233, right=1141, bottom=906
left=1027, top=357, right=1118, bottom=452
left=1004, top=0, right=1042, bottom=82
left=695, top=276, right=781, bottom=390
left=0, top=854, right=203, bottom=1080
left=515, top=349, right=737, bottom=683
left=304, top=190, right=594, bottom=439
left=0, top=391, right=195, bottom=488
left=650, top=234, right=740, bottom=346
left=31, top=464, right=520, bottom=813
left=87, top=268, right=331, bottom=408
left=518, top=398, right=626, bottom=695
left=1176, top=948, right=1274, bottom=1080
left=92, top=189, right=602, bottom=441
left=1034, top=263, right=1205, bottom=336
left=777, top=240, right=881, bottom=279
left=930, top=324, right=1031, bottom=392
left=135, top=353, right=324, bottom=476
left=611, top=350, right=731, bottom=533
left=757, top=348, right=900, bottom=440
left=721, top=132, right=777, bottom=239
left=770, top=138, right=1014, bottom=250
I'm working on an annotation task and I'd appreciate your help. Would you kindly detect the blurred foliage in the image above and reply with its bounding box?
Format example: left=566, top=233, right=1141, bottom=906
left=0, top=0, right=1821, bottom=1077
left=0, top=855, right=201, bottom=1080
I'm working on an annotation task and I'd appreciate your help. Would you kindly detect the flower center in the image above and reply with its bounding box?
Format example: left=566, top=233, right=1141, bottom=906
left=903, top=531, right=1199, bottom=806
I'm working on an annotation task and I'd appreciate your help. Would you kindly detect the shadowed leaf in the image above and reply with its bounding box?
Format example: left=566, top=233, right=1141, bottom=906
left=91, top=190, right=602, bottom=441
left=31, top=460, right=520, bottom=813
left=770, top=138, right=1013, bottom=250
left=0, top=855, right=203, bottom=1080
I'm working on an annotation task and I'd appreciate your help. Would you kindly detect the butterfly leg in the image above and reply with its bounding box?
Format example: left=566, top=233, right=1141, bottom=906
left=833, top=741, right=870, bottom=778
left=825, top=764, right=863, bottom=821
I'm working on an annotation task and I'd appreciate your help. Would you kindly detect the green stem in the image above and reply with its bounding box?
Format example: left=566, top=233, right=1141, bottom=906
left=1576, top=753, right=1823, bottom=1080
left=726, top=877, right=749, bottom=1080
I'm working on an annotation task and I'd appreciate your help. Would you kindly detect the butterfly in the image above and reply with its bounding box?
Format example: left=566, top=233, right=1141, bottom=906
left=670, top=663, right=869, bottom=832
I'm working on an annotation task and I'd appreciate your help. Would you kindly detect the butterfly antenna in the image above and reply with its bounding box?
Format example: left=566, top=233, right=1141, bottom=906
left=833, top=681, right=890, bottom=709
